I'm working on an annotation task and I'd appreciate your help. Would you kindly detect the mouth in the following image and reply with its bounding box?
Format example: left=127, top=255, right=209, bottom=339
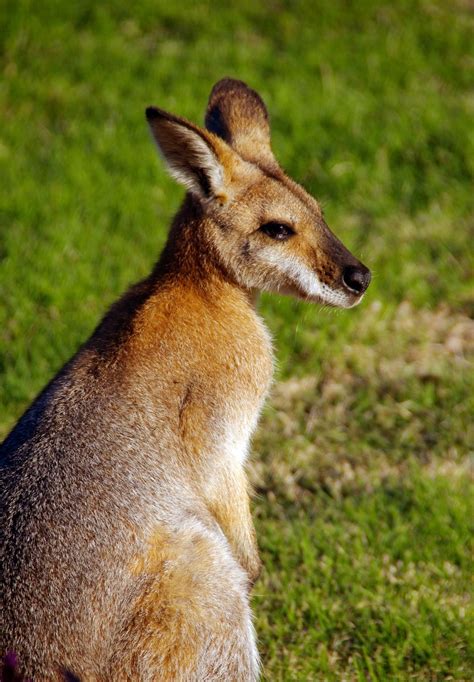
left=276, top=274, right=369, bottom=309
left=304, top=289, right=365, bottom=309
left=343, top=291, right=366, bottom=308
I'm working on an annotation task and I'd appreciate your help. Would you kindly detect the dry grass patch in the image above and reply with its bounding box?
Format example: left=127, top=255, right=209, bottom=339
left=251, top=301, right=473, bottom=503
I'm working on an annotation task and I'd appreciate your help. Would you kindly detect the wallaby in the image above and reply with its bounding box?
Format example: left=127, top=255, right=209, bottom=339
left=0, top=78, right=370, bottom=681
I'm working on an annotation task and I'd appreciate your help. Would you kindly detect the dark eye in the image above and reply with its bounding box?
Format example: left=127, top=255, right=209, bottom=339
left=259, top=222, right=295, bottom=241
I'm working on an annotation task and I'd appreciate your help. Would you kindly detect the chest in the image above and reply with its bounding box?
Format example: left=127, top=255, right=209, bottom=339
left=177, top=311, right=273, bottom=466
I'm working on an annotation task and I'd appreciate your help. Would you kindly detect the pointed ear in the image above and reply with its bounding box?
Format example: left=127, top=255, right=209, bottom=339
left=146, top=106, right=228, bottom=199
left=205, top=78, right=276, bottom=170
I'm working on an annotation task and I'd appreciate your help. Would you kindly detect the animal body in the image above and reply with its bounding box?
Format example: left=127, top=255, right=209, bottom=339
left=0, top=79, right=370, bottom=680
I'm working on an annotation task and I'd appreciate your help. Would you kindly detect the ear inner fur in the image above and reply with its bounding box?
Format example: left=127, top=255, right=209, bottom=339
left=146, top=107, right=226, bottom=199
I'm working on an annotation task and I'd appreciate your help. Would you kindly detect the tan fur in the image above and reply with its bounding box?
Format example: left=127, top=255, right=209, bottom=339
left=0, top=79, right=370, bottom=680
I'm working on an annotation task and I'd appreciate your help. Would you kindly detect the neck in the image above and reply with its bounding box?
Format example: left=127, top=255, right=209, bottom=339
left=152, top=195, right=239, bottom=296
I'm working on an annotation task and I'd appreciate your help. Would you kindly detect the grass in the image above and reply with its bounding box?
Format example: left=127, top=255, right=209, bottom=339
left=1, top=0, right=473, bottom=678
left=256, top=473, right=472, bottom=680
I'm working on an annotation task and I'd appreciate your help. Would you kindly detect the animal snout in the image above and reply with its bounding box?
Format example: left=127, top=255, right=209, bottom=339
left=342, top=264, right=371, bottom=295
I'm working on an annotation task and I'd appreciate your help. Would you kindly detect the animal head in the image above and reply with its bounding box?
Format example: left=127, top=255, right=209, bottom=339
left=146, top=78, right=370, bottom=308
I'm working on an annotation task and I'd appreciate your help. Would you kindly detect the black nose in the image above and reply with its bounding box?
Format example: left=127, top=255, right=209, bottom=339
left=342, top=265, right=371, bottom=295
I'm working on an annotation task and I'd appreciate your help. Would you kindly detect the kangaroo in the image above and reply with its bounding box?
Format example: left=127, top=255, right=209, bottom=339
left=0, top=78, right=370, bottom=681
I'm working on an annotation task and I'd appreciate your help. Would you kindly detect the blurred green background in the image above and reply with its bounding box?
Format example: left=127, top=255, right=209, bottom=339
left=1, top=1, right=473, bottom=679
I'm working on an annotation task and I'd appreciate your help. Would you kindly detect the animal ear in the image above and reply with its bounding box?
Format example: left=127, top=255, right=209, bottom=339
left=146, top=107, right=227, bottom=199
left=205, top=78, right=276, bottom=169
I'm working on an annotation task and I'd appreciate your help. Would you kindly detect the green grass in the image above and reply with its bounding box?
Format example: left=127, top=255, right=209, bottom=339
left=1, top=0, right=473, bottom=678
left=256, top=473, right=473, bottom=680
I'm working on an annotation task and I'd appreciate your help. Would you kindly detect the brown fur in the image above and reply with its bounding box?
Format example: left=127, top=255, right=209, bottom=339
left=0, top=79, right=370, bottom=680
